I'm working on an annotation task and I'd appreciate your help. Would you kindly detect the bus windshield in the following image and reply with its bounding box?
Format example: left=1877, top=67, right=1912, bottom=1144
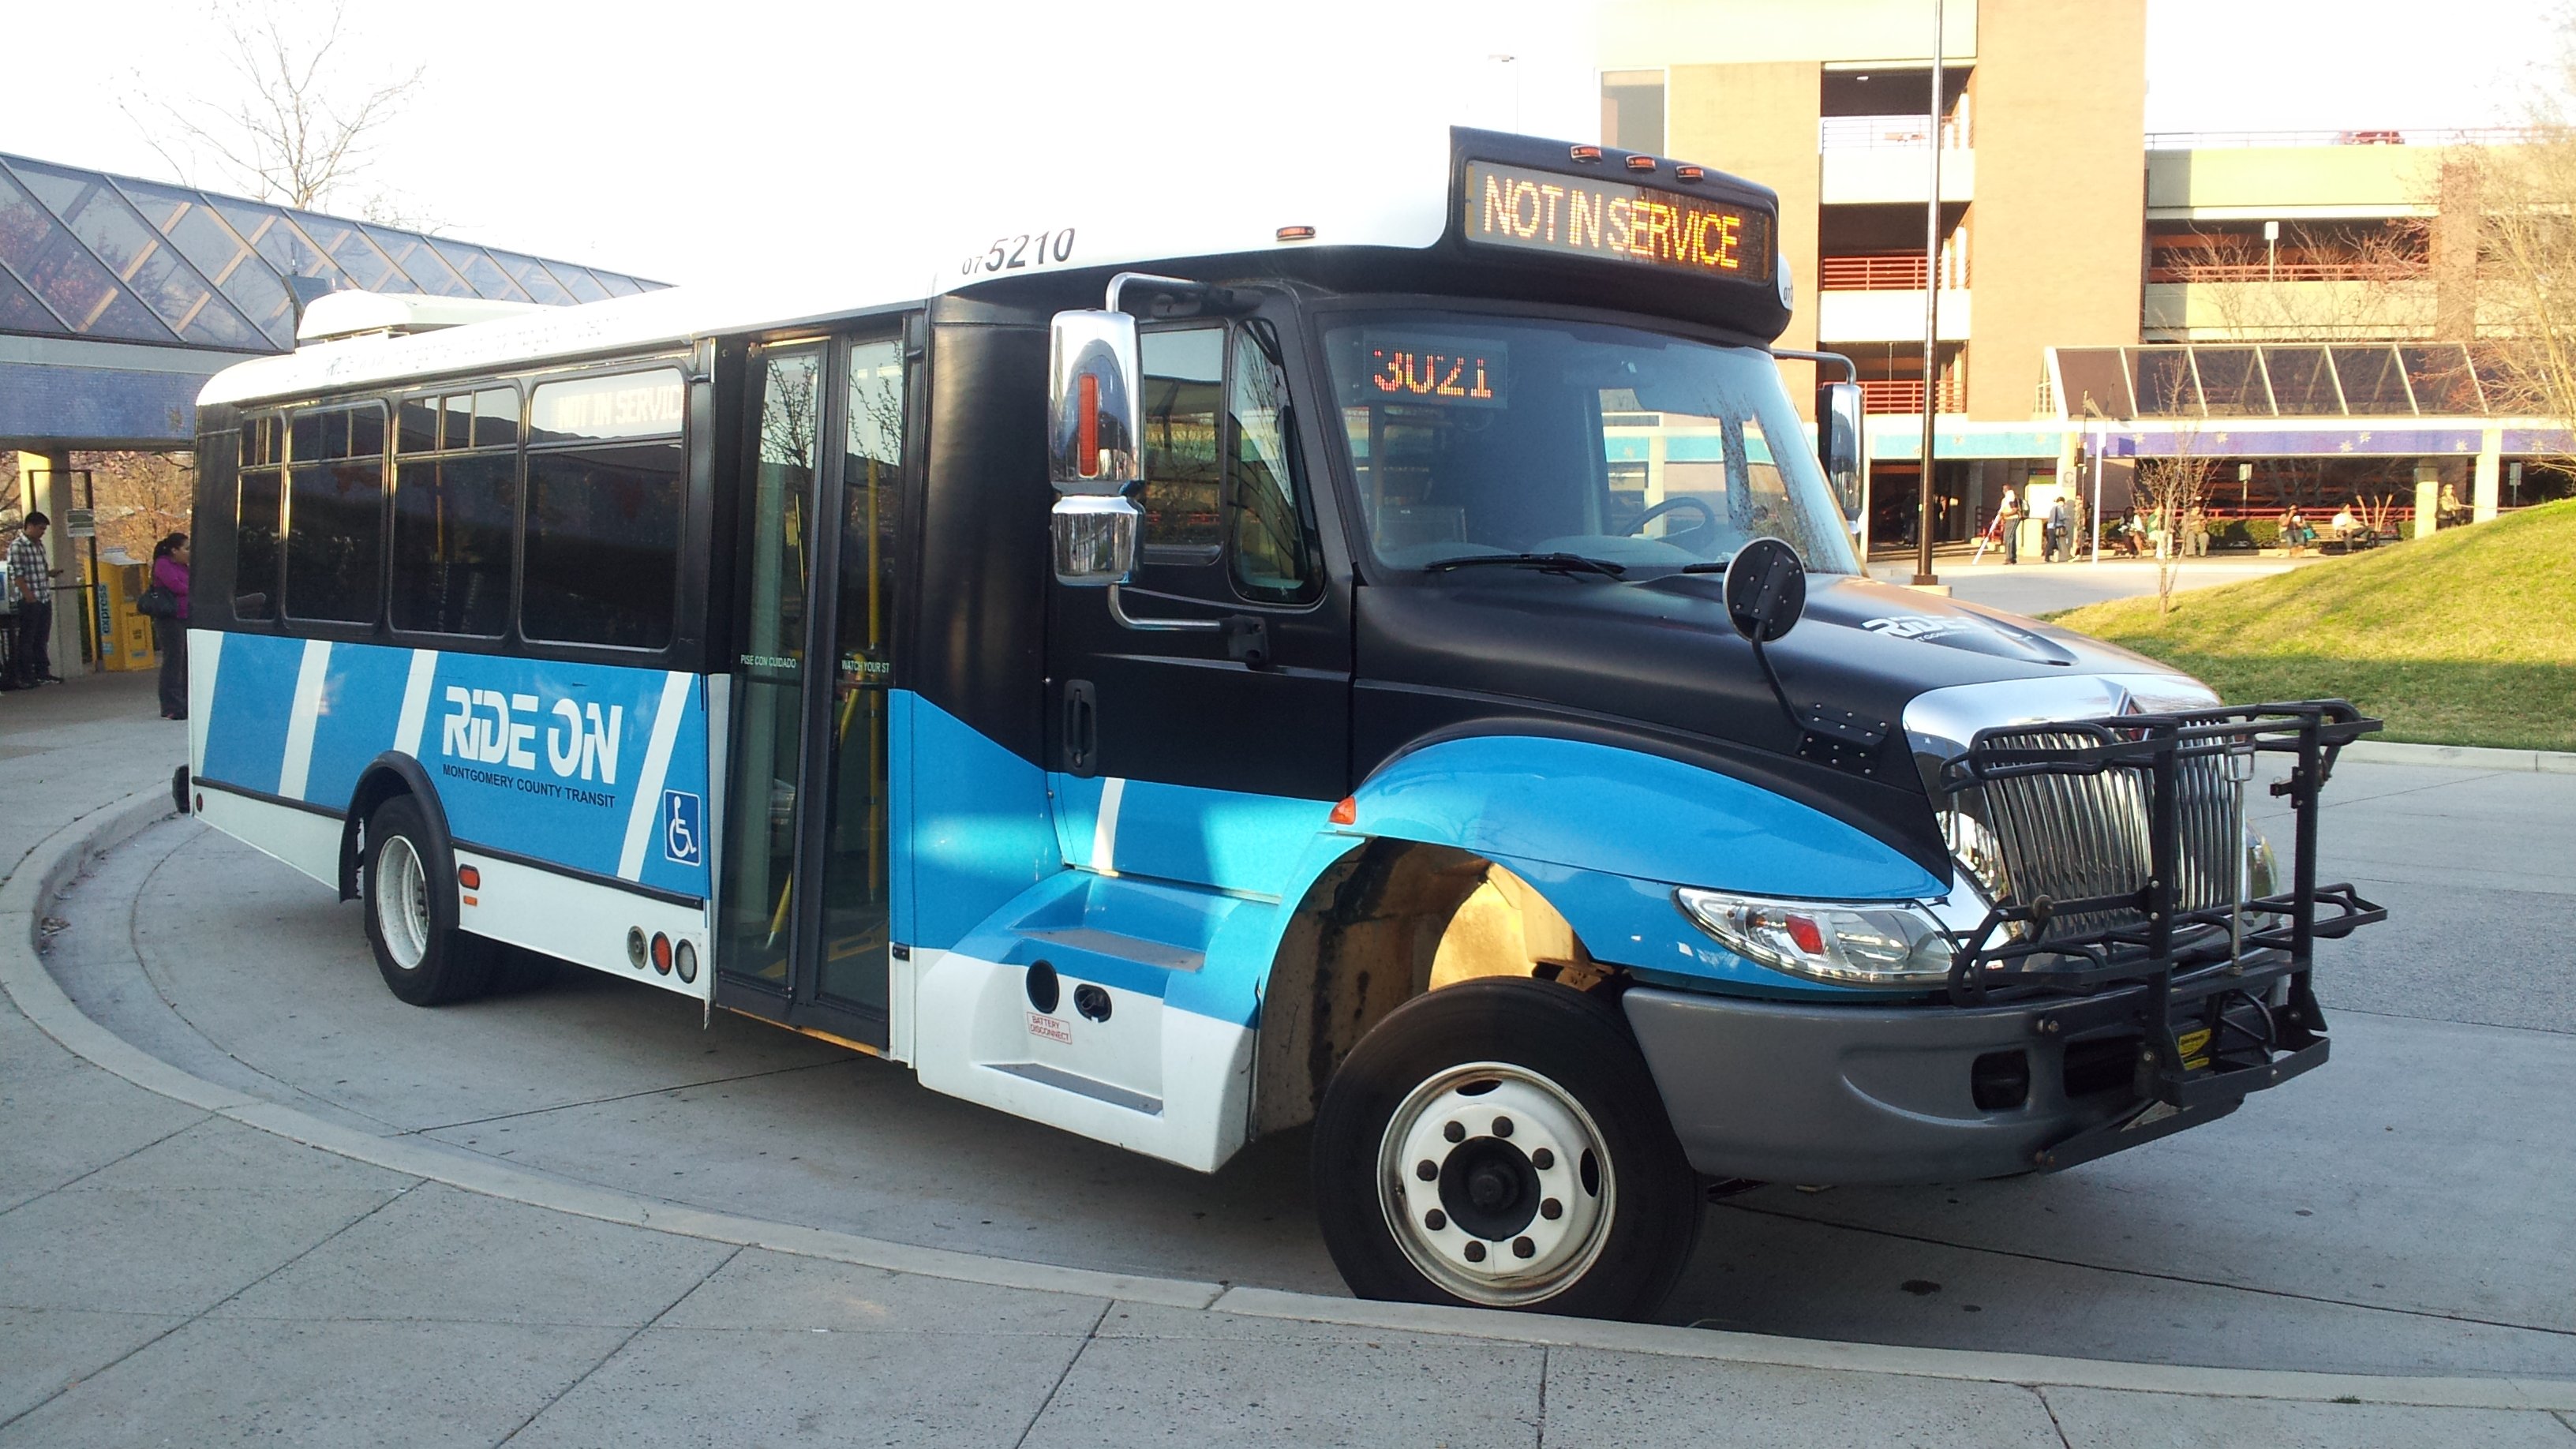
left=1322, top=310, right=1859, bottom=577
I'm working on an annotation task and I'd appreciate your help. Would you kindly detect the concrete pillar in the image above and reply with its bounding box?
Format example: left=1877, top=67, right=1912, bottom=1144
left=2474, top=429, right=2502, bottom=522
left=37, top=451, right=84, bottom=674
left=2413, top=461, right=2441, bottom=540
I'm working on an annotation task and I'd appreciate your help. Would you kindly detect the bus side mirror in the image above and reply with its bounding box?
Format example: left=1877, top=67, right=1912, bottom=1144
left=1047, top=308, right=1145, bottom=586
left=1050, top=494, right=1141, bottom=586
left=1818, top=380, right=1866, bottom=526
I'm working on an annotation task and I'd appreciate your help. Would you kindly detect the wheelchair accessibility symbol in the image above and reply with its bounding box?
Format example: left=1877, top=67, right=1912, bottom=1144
left=661, top=790, right=704, bottom=867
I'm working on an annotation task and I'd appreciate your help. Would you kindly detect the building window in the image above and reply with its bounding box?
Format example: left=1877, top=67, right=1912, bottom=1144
left=1601, top=70, right=1664, bottom=155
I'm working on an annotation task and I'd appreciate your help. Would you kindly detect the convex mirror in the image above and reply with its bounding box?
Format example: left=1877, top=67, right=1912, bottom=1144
left=1048, top=309, right=1144, bottom=586
left=1723, top=537, right=1807, bottom=643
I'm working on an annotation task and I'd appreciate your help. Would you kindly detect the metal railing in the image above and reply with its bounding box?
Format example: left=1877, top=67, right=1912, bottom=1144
left=2147, top=126, right=2537, bottom=150
left=1821, top=114, right=1971, bottom=150
left=1857, top=378, right=1964, bottom=414
left=1821, top=253, right=1929, bottom=290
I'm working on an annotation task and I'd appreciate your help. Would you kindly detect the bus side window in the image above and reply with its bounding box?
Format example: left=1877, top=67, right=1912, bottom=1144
left=522, top=369, right=687, bottom=651
left=283, top=402, right=387, bottom=625
left=1138, top=325, right=1225, bottom=554
left=236, top=439, right=281, bottom=620
left=1226, top=324, right=1320, bottom=604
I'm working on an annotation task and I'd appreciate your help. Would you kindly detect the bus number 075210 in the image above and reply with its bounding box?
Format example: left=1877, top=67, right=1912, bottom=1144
left=962, top=229, right=1077, bottom=277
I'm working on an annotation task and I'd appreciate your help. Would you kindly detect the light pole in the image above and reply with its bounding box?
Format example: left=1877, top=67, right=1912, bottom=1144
left=1913, top=0, right=1945, bottom=587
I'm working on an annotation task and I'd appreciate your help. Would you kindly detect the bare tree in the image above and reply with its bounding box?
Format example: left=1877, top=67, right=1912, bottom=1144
left=2131, top=362, right=2220, bottom=615
left=124, top=1, right=425, bottom=216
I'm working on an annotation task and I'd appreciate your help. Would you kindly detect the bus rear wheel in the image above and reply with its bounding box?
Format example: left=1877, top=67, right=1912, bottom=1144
left=362, top=796, right=490, bottom=1006
left=1311, top=979, right=1702, bottom=1320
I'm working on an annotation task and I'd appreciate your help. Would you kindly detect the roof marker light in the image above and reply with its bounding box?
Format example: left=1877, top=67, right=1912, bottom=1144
left=1276, top=225, right=1317, bottom=242
left=1625, top=155, right=1657, bottom=172
left=1569, top=145, right=1603, bottom=163
left=1330, top=796, right=1358, bottom=826
left=1676, top=164, right=1705, bottom=182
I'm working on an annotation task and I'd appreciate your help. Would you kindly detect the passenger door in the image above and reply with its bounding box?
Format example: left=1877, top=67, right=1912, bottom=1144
left=1044, top=316, right=1352, bottom=894
left=714, top=334, right=908, bottom=1046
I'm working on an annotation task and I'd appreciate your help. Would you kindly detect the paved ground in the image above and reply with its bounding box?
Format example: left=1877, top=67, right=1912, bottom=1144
left=1868, top=556, right=2305, bottom=616
left=8, top=674, right=2575, bottom=1444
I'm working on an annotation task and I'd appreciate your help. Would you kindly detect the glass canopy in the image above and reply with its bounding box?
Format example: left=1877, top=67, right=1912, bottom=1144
left=0, top=152, right=662, bottom=354
left=2054, top=343, right=2532, bottom=420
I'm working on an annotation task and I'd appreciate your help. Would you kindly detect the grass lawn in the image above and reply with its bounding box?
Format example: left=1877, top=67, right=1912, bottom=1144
left=2049, top=498, right=2576, bottom=751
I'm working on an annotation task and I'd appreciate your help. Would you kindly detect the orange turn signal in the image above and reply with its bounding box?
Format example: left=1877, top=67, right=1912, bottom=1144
left=651, top=932, right=672, bottom=974
left=1329, top=796, right=1357, bottom=826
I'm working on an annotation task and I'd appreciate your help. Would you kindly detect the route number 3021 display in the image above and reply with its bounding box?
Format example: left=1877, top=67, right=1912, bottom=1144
left=960, top=229, right=1077, bottom=276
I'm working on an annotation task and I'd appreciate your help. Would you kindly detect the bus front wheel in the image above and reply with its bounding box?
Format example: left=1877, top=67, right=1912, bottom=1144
left=362, top=796, right=491, bottom=1006
left=1312, top=979, right=1702, bottom=1320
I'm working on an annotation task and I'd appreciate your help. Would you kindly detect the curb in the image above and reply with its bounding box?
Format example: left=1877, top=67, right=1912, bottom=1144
left=2340, top=739, right=2576, bottom=773
left=6, top=796, right=2573, bottom=1413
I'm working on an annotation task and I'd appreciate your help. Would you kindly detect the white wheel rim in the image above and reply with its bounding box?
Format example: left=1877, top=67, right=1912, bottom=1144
left=374, top=835, right=431, bottom=972
left=1376, top=1061, right=1615, bottom=1308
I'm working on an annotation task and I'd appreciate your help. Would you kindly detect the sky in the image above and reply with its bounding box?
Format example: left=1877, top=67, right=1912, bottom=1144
left=0, top=0, right=2563, bottom=288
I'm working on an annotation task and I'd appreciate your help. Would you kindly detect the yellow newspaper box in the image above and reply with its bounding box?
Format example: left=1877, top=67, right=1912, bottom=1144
left=86, top=558, right=158, bottom=672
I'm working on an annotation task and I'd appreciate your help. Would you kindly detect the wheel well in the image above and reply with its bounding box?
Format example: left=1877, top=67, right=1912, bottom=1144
left=338, top=762, right=424, bottom=900
left=1252, top=840, right=1620, bottom=1137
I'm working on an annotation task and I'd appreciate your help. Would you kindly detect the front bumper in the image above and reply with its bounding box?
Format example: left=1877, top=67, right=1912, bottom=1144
left=1620, top=958, right=2314, bottom=1186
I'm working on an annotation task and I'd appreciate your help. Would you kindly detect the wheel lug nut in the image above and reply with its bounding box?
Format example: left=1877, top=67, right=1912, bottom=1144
left=1531, top=1148, right=1554, bottom=1170
left=1425, top=1209, right=1446, bottom=1230
left=1514, top=1236, right=1536, bottom=1259
left=1463, top=1241, right=1486, bottom=1263
left=1541, top=1197, right=1563, bottom=1220
left=1415, top=1159, right=1438, bottom=1181
left=1443, top=1120, right=1465, bottom=1143
left=1492, top=1115, right=1514, bottom=1138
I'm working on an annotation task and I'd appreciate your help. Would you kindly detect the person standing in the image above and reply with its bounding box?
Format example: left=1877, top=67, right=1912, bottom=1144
left=6, top=512, right=58, bottom=687
left=1997, top=486, right=2022, bottom=565
left=150, top=532, right=190, bottom=719
left=2045, top=496, right=2071, bottom=563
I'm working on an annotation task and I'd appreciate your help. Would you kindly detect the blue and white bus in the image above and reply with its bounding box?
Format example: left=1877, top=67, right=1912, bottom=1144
left=187, top=127, right=2379, bottom=1319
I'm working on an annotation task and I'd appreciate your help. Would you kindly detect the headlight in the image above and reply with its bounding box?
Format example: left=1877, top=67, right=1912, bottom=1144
left=1676, top=887, right=1957, bottom=987
left=2247, top=830, right=2278, bottom=899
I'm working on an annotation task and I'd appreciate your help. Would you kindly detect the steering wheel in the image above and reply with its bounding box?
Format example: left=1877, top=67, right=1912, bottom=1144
left=1623, top=495, right=1719, bottom=538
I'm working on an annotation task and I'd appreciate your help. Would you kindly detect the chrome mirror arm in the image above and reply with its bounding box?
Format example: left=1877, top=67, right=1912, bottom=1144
left=1106, top=583, right=1221, bottom=632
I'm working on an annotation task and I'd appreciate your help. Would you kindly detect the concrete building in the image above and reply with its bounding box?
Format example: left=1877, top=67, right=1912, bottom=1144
left=1596, top=0, right=2563, bottom=552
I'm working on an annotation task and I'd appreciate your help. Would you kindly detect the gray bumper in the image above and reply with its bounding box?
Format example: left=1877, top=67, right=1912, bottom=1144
left=1621, top=984, right=2164, bottom=1185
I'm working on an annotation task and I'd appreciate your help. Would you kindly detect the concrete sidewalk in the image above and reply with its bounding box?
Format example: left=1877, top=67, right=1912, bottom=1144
left=6, top=681, right=2574, bottom=1445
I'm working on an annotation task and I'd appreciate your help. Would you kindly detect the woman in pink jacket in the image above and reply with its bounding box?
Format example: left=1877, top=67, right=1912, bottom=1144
left=151, top=533, right=189, bottom=720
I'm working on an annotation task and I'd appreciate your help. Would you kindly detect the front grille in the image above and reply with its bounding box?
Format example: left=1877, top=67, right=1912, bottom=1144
left=1947, top=731, right=2245, bottom=931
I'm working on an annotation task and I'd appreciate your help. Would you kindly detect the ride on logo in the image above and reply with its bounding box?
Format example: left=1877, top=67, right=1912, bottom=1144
left=440, top=687, right=626, bottom=783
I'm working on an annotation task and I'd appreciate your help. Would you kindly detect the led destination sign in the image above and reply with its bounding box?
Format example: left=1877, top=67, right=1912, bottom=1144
left=1463, top=160, right=1774, bottom=285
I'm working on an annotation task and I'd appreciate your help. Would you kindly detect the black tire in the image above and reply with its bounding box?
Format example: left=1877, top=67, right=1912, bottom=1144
left=361, top=796, right=492, bottom=1006
left=172, top=765, right=190, bottom=815
left=1312, top=979, right=1702, bottom=1320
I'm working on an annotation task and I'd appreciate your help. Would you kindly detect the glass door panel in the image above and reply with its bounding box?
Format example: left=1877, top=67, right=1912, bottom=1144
left=717, top=343, right=824, bottom=990
left=816, top=339, right=904, bottom=1011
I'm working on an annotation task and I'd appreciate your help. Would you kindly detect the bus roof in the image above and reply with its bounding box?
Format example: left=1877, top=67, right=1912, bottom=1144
left=200, top=127, right=1784, bottom=410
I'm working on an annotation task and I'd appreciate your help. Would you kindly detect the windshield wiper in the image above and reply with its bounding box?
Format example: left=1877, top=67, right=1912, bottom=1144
left=1676, top=556, right=1735, bottom=574
left=1425, top=552, right=1627, bottom=578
